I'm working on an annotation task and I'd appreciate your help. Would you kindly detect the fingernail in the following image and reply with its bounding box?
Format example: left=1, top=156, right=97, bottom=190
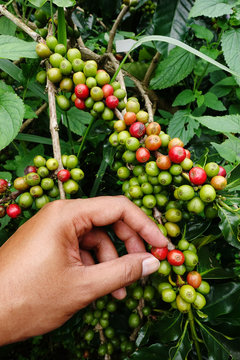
left=112, top=287, right=127, bottom=300
left=142, top=256, right=160, bottom=277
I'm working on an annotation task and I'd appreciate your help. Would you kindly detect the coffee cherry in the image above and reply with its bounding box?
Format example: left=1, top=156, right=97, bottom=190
left=102, top=84, right=114, bottom=98
left=14, top=177, right=29, bottom=191
left=165, top=208, right=182, bottom=222
left=73, top=71, right=86, bottom=85
left=185, top=149, right=191, bottom=158
left=117, top=166, right=130, bottom=180
left=37, top=166, right=49, bottom=178
left=36, top=70, right=47, bottom=84
left=66, top=155, right=78, bottom=169
left=0, top=205, right=6, bottom=218
left=162, top=288, right=176, bottom=303
left=26, top=172, right=41, bottom=186
left=189, top=167, right=207, bottom=185
left=136, top=147, right=150, bottom=163
left=146, top=122, right=161, bottom=135
left=70, top=168, right=84, bottom=181
left=34, top=155, right=46, bottom=167
left=124, top=112, right=137, bottom=126
left=60, top=78, right=73, bottom=92
left=67, top=48, right=81, bottom=62
left=197, top=280, right=210, bottom=295
left=176, top=295, right=191, bottom=313
left=172, top=264, right=186, bottom=275
left=6, top=204, right=21, bottom=218
left=183, top=250, right=198, bottom=267
left=24, top=165, right=37, bottom=175
left=168, top=138, right=184, bottom=149
left=158, top=171, right=172, bottom=186
left=177, top=185, right=195, bottom=201
left=210, top=175, right=227, bottom=190
left=18, top=192, right=33, bottom=208
left=128, top=313, right=140, bottom=328
left=63, top=179, right=79, bottom=194
left=56, top=95, right=70, bottom=111
left=41, top=178, right=54, bottom=191
left=180, top=285, right=196, bottom=303
left=47, top=184, right=59, bottom=198
left=155, top=194, right=169, bottom=208
left=145, top=135, right=161, bottom=151
left=151, top=246, right=168, bottom=260
left=46, top=35, right=58, bottom=51
left=130, top=122, right=146, bottom=138
left=30, top=185, right=43, bottom=198
left=156, top=155, right=171, bottom=170
left=105, top=326, right=115, bottom=339
left=193, top=293, right=206, bottom=310
left=143, top=285, right=155, bottom=301
left=55, top=43, right=67, bottom=56
left=126, top=100, right=140, bottom=114
left=158, top=282, right=172, bottom=295
left=218, top=166, right=226, bottom=177
left=168, top=146, right=186, bottom=163
left=49, top=53, right=63, bottom=68
left=75, top=98, right=85, bottom=110
left=167, top=250, right=185, bottom=266
left=199, top=184, right=216, bottom=203
left=0, top=179, right=8, bottom=193
left=204, top=205, right=218, bottom=219
left=158, top=260, right=171, bottom=276
left=47, top=68, right=62, bottom=83
left=114, top=88, right=126, bottom=100
left=106, top=95, right=119, bottom=109
left=36, top=43, right=51, bottom=58
left=187, top=271, right=202, bottom=288
left=45, top=158, right=58, bottom=171
left=75, top=84, right=89, bottom=99
left=187, top=197, right=205, bottom=214
left=180, top=158, right=193, bottom=171
left=95, top=71, right=110, bottom=86
left=204, top=162, right=219, bottom=177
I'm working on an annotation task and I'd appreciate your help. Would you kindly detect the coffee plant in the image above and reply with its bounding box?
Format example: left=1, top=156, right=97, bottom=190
left=0, top=0, right=239, bottom=359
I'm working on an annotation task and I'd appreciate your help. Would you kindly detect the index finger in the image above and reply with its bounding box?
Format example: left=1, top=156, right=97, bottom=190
left=61, top=196, right=169, bottom=248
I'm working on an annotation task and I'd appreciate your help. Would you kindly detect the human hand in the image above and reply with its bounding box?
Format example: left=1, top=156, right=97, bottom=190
left=0, top=196, right=168, bottom=345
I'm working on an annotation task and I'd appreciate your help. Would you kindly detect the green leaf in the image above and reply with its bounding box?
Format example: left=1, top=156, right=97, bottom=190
left=193, top=114, right=240, bottom=133
left=218, top=207, right=240, bottom=249
left=189, top=0, right=234, bottom=18
left=203, top=92, right=226, bottom=111
left=24, top=104, right=37, bottom=119
left=0, top=91, right=24, bottom=151
left=150, top=47, right=195, bottom=90
left=0, top=36, right=38, bottom=61
left=0, top=17, right=16, bottom=36
left=53, top=0, right=76, bottom=7
left=196, top=321, right=236, bottom=360
left=211, top=134, right=240, bottom=163
left=0, top=215, right=11, bottom=231
left=204, top=282, right=240, bottom=321
left=57, top=7, right=67, bottom=48
left=0, top=80, right=14, bottom=93
left=62, top=107, right=91, bottom=136
left=210, top=77, right=236, bottom=97
left=191, top=24, right=214, bottom=42
left=226, top=163, right=240, bottom=191
left=151, top=0, right=194, bottom=55
left=28, top=0, right=47, bottom=7
left=172, top=89, right=195, bottom=106
left=151, top=312, right=182, bottom=344
left=0, top=171, right=12, bottom=181
left=169, top=321, right=192, bottom=360
left=198, top=247, right=235, bottom=279
left=222, top=28, right=240, bottom=86
left=16, top=133, right=52, bottom=145
left=122, top=62, right=149, bottom=81
left=167, top=110, right=199, bottom=145
left=185, top=219, right=211, bottom=240
left=130, top=343, right=169, bottom=359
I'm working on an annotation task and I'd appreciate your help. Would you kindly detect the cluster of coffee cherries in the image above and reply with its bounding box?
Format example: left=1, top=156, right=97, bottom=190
left=109, top=109, right=227, bottom=238
left=35, top=39, right=127, bottom=116
left=0, top=154, right=84, bottom=219
left=152, top=238, right=210, bottom=312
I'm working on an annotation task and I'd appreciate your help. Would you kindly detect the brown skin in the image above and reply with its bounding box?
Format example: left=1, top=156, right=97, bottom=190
left=0, top=196, right=168, bottom=346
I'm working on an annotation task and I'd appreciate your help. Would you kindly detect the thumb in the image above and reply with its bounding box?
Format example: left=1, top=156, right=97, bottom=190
left=73, top=253, right=160, bottom=306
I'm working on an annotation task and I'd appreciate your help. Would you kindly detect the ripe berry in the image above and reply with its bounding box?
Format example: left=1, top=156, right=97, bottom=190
left=146, top=122, right=161, bottom=136
left=129, top=122, right=146, bottom=138
left=189, top=167, right=207, bottom=185
left=167, top=249, right=185, bottom=266
left=102, top=84, right=114, bottom=98
left=168, top=146, right=186, bottom=163
left=218, top=166, right=227, bottom=177
left=210, top=175, right=227, bottom=190
left=24, top=166, right=37, bottom=175
left=106, top=95, right=119, bottom=109
left=0, top=179, right=9, bottom=193
left=156, top=155, right=171, bottom=170
left=168, top=138, right=184, bottom=149
left=57, top=169, right=70, bottom=183
left=151, top=246, right=168, bottom=260
left=145, top=135, right=161, bottom=151
left=75, top=84, right=89, bottom=99
left=185, top=149, right=191, bottom=158
left=136, top=147, right=150, bottom=163
left=187, top=271, right=202, bottom=289
left=6, top=204, right=21, bottom=218
left=75, top=98, right=86, bottom=110
left=124, top=112, right=137, bottom=126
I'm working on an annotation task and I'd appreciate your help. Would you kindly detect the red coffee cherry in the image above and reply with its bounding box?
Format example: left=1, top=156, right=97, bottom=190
left=189, top=167, right=207, bottom=185
left=102, top=84, right=114, bottom=98
left=187, top=271, right=202, bottom=289
left=75, top=98, right=86, bottom=110
left=124, top=112, right=137, bottom=126
left=156, top=155, right=171, bottom=170
left=167, top=249, right=185, bottom=266
left=57, top=169, right=71, bottom=182
left=6, top=204, right=21, bottom=218
left=151, top=246, right=168, bottom=260
left=185, top=149, right=191, bottom=159
left=24, top=165, right=37, bottom=175
left=129, top=122, right=146, bottom=138
left=136, top=147, right=150, bottom=163
left=210, top=175, right=227, bottom=190
left=146, top=122, right=161, bottom=136
left=0, top=179, right=9, bottom=193
left=218, top=166, right=227, bottom=177
left=106, top=95, right=119, bottom=109
left=168, top=146, right=186, bottom=163
left=75, top=84, right=89, bottom=99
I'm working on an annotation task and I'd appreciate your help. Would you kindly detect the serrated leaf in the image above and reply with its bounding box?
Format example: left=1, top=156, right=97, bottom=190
left=193, top=114, right=240, bottom=133
left=172, top=89, right=195, bottom=106
left=211, top=134, right=240, bottom=163
left=62, top=107, right=91, bottom=136
left=24, top=104, right=37, bottom=119
left=204, top=92, right=226, bottom=111
left=0, top=17, right=16, bottom=36
left=191, top=24, right=214, bottom=42
left=0, top=80, right=14, bottom=93
left=150, top=47, right=195, bottom=90
left=167, top=110, right=199, bottom=145
left=0, top=91, right=24, bottom=151
left=197, top=321, right=236, bottom=360
left=218, top=207, right=240, bottom=249
left=222, top=28, right=240, bottom=86
left=0, top=36, right=38, bottom=61
left=28, top=0, right=47, bottom=7
left=169, top=321, right=192, bottom=360
left=189, top=0, right=234, bottom=18
left=53, top=0, right=76, bottom=7
left=210, top=77, right=236, bottom=97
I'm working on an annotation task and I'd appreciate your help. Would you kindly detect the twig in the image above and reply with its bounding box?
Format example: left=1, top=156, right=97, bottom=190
left=107, top=5, right=129, bottom=53
left=114, top=108, right=123, bottom=120
left=0, top=5, right=43, bottom=42
left=143, top=52, right=160, bottom=86
left=122, top=70, right=154, bottom=122
left=20, top=103, right=47, bottom=132
left=153, top=207, right=162, bottom=224
left=0, top=190, right=22, bottom=205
